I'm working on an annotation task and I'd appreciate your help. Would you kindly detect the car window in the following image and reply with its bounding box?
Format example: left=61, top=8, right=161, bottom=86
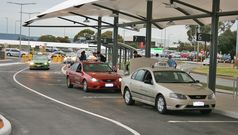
left=76, top=63, right=82, bottom=72
left=70, top=63, right=79, bottom=72
left=33, top=55, right=48, bottom=60
left=143, top=71, right=152, bottom=82
left=154, top=71, right=195, bottom=83
left=83, top=63, right=113, bottom=72
left=134, top=69, right=146, bottom=81
left=131, top=71, right=137, bottom=79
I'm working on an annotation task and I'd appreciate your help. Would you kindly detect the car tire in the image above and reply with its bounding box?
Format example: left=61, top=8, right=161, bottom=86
left=82, top=80, right=88, bottom=92
left=7, top=53, right=11, bottom=56
left=67, top=77, right=73, bottom=88
left=200, top=109, right=212, bottom=114
left=156, top=95, right=167, bottom=114
left=124, top=88, right=135, bottom=105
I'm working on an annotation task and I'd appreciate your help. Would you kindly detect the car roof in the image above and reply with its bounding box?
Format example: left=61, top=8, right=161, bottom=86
left=80, top=60, right=104, bottom=64
left=136, top=67, right=182, bottom=72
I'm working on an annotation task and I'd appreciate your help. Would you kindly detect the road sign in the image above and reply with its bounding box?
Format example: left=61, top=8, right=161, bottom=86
left=197, top=33, right=211, bottom=42
left=133, top=36, right=145, bottom=42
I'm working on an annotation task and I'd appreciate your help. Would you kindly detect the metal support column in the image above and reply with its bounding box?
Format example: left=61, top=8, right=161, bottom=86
left=145, top=0, right=153, bottom=57
left=97, top=17, right=102, bottom=52
left=208, top=0, right=220, bottom=92
left=112, top=12, right=119, bottom=68
left=119, top=48, right=122, bottom=69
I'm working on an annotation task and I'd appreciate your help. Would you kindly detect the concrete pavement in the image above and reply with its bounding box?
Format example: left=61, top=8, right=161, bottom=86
left=214, top=89, right=238, bottom=119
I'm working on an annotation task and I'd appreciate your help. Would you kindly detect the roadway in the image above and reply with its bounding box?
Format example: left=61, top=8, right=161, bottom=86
left=0, top=63, right=238, bottom=135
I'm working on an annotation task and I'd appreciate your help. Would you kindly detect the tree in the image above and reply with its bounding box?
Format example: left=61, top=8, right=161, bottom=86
left=218, top=29, right=236, bottom=60
left=38, top=35, right=58, bottom=42
left=74, top=29, right=95, bottom=42
left=56, top=36, right=70, bottom=43
left=101, top=31, right=124, bottom=43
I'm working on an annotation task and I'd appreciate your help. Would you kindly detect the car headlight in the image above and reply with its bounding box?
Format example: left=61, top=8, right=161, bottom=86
left=91, top=78, right=98, bottom=82
left=119, top=78, right=122, bottom=82
left=208, top=93, right=216, bottom=99
left=30, top=62, right=34, bottom=65
left=44, top=62, right=48, bottom=65
left=169, top=93, right=187, bottom=99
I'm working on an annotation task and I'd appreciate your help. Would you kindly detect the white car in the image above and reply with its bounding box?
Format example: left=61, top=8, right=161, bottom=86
left=5, top=48, right=28, bottom=57
left=121, top=67, right=216, bottom=114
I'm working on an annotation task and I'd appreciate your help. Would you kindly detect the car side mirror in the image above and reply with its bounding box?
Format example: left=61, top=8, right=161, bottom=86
left=144, top=79, right=153, bottom=85
left=195, top=80, right=200, bottom=83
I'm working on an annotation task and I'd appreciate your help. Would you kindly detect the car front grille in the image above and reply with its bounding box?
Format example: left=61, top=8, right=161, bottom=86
left=102, top=79, right=115, bottom=82
left=185, top=105, right=210, bottom=108
left=188, top=95, right=207, bottom=99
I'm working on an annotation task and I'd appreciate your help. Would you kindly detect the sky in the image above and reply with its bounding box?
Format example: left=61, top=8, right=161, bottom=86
left=0, top=0, right=237, bottom=46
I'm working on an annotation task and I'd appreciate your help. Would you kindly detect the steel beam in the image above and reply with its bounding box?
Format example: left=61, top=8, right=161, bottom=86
left=145, top=0, right=153, bottom=58
left=69, top=12, right=113, bottom=26
left=112, top=12, right=119, bottom=68
left=58, top=17, right=97, bottom=29
left=97, top=16, right=102, bottom=53
left=92, top=3, right=145, bottom=21
left=173, top=0, right=211, bottom=14
left=117, top=13, right=211, bottom=27
left=208, top=0, right=220, bottom=92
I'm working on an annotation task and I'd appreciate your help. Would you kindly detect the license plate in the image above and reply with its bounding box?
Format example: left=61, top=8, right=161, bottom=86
left=193, top=101, right=205, bottom=106
left=105, top=83, right=113, bottom=87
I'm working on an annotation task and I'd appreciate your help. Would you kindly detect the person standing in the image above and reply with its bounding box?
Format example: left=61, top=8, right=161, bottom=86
left=167, top=55, right=177, bottom=68
left=79, top=51, right=87, bottom=61
left=97, top=51, right=106, bottom=62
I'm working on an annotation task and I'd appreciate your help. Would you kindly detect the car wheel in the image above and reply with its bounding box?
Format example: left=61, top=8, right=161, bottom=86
left=124, top=88, right=135, bottom=105
left=200, top=109, right=212, bottom=114
left=82, top=80, right=88, bottom=92
left=7, top=53, right=11, bottom=56
left=67, top=77, right=73, bottom=88
left=156, top=95, right=167, bottom=114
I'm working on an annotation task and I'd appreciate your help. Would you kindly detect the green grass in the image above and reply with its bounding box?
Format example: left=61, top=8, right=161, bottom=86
left=192, top=65, right=238, bottom=78
left=200, top=82, right=233, bottom=91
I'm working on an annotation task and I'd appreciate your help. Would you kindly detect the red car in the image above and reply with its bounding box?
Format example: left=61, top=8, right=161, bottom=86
left=66, top=61, right=121, bottom=92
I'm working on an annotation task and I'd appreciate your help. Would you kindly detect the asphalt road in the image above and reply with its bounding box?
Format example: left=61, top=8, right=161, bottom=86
left=0, top=63, right=238, bottom=135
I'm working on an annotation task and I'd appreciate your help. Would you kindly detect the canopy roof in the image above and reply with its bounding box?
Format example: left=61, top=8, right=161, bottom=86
left=25, top=0, right=238, bottom=28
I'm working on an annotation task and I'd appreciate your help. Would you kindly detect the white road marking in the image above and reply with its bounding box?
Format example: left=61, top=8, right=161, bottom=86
left=83, top=96, right=122, bottom=99
left=13, top=68, right=140, bottom=135
left=168, top=120, right=238, bottom=123
left=0, top=62, right=22, bottom=67
left=61, top=65, right=67, bottom=75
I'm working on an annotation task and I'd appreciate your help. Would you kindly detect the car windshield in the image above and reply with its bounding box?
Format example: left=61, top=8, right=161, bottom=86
left=33, top=55, right=48, bottom=61
left=83, top=63, right=113, bottom=72
left=154, top=71, right=195, bottom=83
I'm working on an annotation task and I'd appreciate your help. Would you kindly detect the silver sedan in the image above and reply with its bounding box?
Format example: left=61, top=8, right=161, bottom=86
left=121, top=67, right=216, bottom=114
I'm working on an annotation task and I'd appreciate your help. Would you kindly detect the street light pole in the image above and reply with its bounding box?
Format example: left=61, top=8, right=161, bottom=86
left=7, top=2, right=36, bottom=51
left=22, top=12, right=39, bottom=46
left=15, top=20, right=20, bottom=34
left=5, top=17, right=8, bottom=33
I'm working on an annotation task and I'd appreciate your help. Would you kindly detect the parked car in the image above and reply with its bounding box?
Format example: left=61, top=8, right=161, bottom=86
left=5, top=48, right=28, bottom=57
left=121, top=67, right=216, bottom=114
left=29, top=55, right=50, bottom=70
left=66, top=61, right=121, bottom=92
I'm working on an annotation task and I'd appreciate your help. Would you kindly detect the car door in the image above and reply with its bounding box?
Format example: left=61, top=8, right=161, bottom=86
left=74, top=63, right=83, bottom=86
left=129, top=69, right=146, bottom=99
left=141, top=70, right=157, bottom=103
left=68, top=63, right=79, bottom=85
